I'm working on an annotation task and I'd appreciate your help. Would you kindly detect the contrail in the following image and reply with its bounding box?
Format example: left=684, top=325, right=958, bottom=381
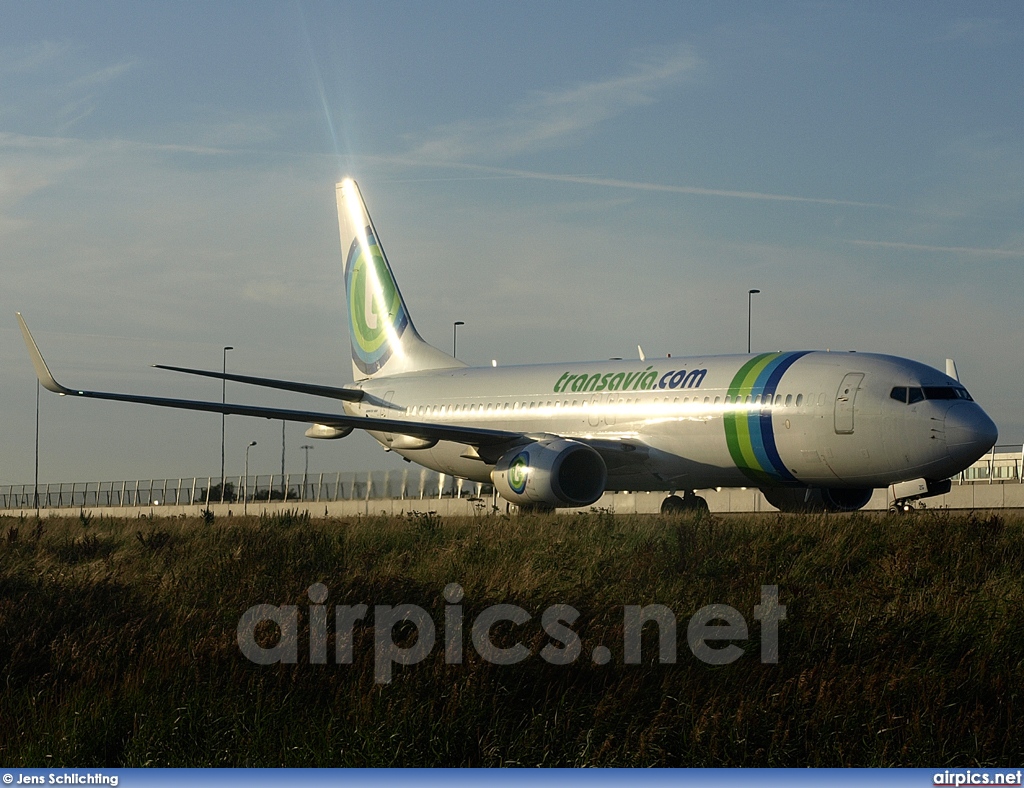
left=848, top=239, right=1024, bottom=257
left=374, top=156, right=891, bottom=209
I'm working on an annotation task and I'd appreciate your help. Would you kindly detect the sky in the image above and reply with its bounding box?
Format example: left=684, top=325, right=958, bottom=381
left=2, top=1, right=1022, bottom=486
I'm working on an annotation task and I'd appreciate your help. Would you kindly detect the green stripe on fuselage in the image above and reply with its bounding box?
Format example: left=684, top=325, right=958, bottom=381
left=724, top=353, right=777, bottom=475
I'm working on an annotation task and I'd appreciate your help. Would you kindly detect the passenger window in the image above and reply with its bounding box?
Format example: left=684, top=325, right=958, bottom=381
left=785, top=394, right=793, bottom=406
left=796, top=394, right=804, bottom=406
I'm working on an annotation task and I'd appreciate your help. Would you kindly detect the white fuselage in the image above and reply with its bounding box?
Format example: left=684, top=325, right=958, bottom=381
left=347, top=350, right=996, bottom=492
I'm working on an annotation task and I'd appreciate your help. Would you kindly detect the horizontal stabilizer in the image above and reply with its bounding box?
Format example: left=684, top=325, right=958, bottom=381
left=152, top=364, right=364, bottom=402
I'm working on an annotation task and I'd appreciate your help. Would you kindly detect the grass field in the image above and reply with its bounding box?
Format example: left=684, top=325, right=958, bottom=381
left=0, top=509, right=1021, bottom=766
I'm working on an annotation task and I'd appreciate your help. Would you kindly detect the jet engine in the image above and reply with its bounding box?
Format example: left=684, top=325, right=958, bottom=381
left=491, top=439, right=607, bottom=508
left=761, top=486, right=873, bottom=513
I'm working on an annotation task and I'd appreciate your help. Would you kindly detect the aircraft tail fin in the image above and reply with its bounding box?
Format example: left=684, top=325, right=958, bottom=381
left=336, top=179, right=464, bottom=381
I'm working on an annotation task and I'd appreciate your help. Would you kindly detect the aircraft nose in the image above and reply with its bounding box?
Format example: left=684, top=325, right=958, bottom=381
left=944, top=402, right=998, bottom=468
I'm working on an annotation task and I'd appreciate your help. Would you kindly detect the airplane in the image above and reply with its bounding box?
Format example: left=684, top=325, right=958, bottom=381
left=17, top=178, right=998, bottom=514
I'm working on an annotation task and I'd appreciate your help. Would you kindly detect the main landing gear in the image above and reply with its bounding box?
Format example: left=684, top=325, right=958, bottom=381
left=661, top=491, right=710, bottom=515
left=889, top=499, right=925, bottom=514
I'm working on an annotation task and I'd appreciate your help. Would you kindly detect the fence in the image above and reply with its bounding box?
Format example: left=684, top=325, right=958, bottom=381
left=0, top=469, right=493, bottom=510
left=3, top=446, right=1022, bottom=511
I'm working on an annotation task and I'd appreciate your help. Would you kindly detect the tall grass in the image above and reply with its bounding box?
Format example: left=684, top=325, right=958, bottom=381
left=0, top=510, right=1021, bottom=766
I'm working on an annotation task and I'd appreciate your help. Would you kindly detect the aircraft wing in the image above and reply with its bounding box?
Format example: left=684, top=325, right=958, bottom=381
left=17, top=313, right=521, bottom=452
left=18, top=314, right=652, bottom=469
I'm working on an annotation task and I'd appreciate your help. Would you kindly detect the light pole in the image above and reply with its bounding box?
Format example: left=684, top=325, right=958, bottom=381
left=221, top=346, right=233, bottom=501
left=747, top=290, right=760, bottom=354
left=34, top=380, right=40, bottom=512
left=301, top=444, right=313, bottom=500
left=453, top=321, right=464, bottom=358
left=244, top=440, right=256, bottom=515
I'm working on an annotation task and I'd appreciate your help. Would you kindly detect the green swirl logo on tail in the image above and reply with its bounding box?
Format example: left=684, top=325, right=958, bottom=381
left=345, top=229, right=409, bottom=375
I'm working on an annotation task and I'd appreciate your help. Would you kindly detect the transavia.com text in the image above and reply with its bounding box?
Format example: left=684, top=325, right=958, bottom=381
left=237, top=583, right=785, bottom=683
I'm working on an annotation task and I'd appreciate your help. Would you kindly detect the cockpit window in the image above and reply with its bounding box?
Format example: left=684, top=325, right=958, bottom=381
left=923, top=386, right=973, bottom=401
left=890, top=385, right=973, bottom=404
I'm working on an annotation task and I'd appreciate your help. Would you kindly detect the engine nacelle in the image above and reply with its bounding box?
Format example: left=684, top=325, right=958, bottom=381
left=305, top=424, right=353, bottom=440
left=491, top=439, right=607, bottom=508
left=761, top=486, right=873, bottom=513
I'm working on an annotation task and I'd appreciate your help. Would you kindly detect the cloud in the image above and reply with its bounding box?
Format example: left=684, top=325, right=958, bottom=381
left=68, top=61, right=134, bottom=89
left=937, top=18, right=1019, bottom=46
left=0, top=41, right=69, bottom=74
left=407, top=46, right=701, bottom=161
left=0, top=41, right=136, bottom=134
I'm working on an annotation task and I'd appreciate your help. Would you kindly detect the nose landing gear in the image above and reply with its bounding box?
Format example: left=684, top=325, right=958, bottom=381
left=888, top=478, right=952, bottom=514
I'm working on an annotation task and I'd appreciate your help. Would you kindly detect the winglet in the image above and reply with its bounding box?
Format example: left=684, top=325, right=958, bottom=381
left=15, top=313, right=73, bottom=394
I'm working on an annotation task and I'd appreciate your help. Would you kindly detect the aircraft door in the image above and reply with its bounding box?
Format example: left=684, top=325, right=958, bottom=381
left=834, top=373, right=864, bottom=434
